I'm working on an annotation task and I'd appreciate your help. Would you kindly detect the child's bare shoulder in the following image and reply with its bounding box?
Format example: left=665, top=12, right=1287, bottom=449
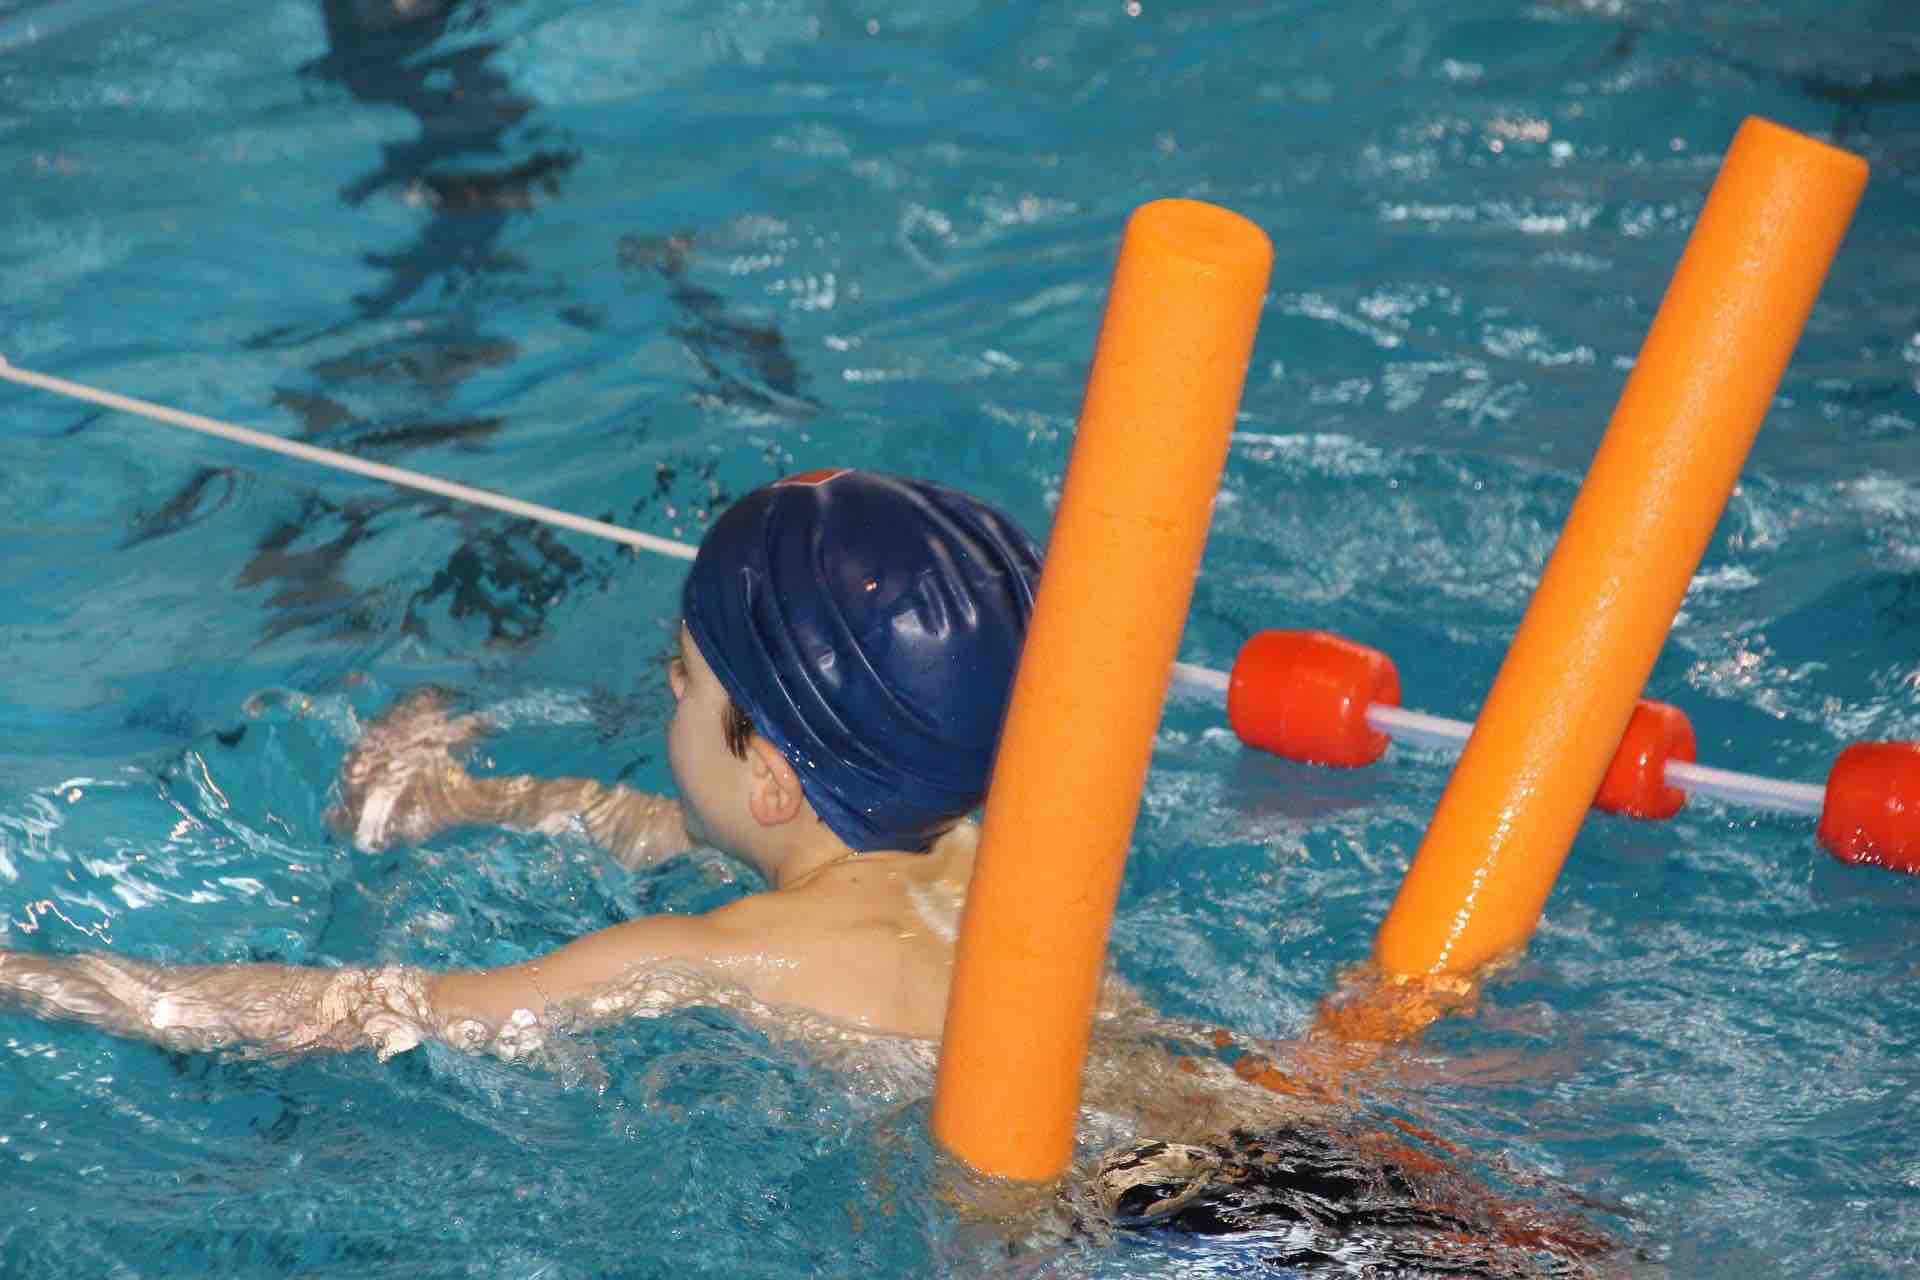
left=795, top=824, right=974, bottom=911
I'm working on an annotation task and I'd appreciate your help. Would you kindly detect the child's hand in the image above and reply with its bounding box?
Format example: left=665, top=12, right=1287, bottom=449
left=327, top=688, right=490, bottom=853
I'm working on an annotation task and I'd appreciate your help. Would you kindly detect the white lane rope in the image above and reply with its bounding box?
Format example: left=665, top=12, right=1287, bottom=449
left=0, top=355, right=697, bottom=561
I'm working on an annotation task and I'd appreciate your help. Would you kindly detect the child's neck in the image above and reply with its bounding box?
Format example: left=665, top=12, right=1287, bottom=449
left=765, top=825, right=865, bottom=889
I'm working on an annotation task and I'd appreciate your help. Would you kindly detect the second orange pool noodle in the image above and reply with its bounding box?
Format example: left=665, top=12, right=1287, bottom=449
left=1372, top=118, right=1867, bottom=984
left=931, top=200, right=1272, bottom=1181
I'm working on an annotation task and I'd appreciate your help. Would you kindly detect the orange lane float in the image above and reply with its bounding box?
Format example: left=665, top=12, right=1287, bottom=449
left=931, top=199, right=1272, bottom=1182
left=1323, top=117, right=1869, bottom=1032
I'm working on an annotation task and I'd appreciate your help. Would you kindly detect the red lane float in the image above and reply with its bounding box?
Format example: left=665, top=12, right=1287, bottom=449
left=1819, top=743, right=1920, bottom=874
left=1228, top=630, right=1400, bottom=767
left=1595, top=700, right=1696, bottom=819
left=1220, top=627, right=1920, bottom=872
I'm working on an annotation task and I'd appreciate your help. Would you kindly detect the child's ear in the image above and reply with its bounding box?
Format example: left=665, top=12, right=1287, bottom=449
left=744, top=736, right=805, bottom=827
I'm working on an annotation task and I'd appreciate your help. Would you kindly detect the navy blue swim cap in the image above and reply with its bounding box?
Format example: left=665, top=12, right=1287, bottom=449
left=681, top=469, right=1042, bottom=852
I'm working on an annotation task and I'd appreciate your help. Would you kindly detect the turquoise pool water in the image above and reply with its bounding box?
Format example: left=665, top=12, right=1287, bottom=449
left=3, top=0, right=1918, bottom=1274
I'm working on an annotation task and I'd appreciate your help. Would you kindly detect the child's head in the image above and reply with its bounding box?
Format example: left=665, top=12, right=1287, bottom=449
left=677, top=469, right=1042, bottom=853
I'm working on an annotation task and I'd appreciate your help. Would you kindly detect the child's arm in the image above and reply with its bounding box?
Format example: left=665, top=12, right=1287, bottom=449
left=0, top=948, right=459, bottom=1059
left=329, top=690, right=692, bottom=870
left=454, top=774, right=691, bottom=871
left=0, top=897, right=849, bottom=1058
left=426, top=891, right=909, bottom=1035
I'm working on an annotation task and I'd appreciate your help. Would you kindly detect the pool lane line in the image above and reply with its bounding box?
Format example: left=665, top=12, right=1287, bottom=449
left=0, top=355, right=697, bottom=561
left=1206, top=632, right=1831, bottom=819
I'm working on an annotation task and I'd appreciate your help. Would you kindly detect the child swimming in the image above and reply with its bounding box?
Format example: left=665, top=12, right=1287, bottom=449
left=0, top=467, right=1624, bottom=1272
left=0, top=467, right=1039, bottom=1053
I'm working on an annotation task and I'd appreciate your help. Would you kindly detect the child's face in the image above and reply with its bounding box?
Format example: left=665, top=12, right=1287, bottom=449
left=665, top=624, right=756, bottom=857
